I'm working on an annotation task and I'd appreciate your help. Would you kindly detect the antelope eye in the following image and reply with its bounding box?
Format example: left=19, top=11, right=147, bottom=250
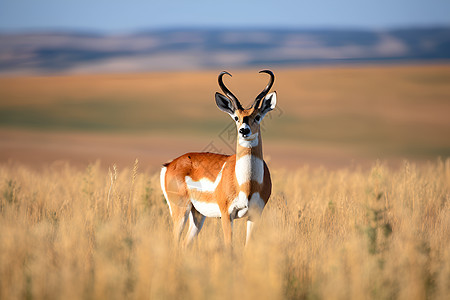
left=255, top=115, right=261, bottom=122
left=234, top=116, right=239, bottom=121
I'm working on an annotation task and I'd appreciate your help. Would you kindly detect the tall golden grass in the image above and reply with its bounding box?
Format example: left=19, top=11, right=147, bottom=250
left=1, top=159, right=449, bottom=299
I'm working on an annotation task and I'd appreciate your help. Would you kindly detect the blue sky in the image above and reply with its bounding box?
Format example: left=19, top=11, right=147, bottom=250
left=1, top=0, right=450, bottom=32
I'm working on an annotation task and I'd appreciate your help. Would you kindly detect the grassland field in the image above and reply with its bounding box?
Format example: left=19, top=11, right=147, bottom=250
left=0, top=64, right=449, bottom=299
left=0, top=159, right=449, bottom=299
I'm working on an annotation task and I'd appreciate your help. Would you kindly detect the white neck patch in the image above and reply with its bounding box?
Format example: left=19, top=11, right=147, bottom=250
left=235, top=154, right=264, bottom=186
left=238, top=132, right=259, bottom=148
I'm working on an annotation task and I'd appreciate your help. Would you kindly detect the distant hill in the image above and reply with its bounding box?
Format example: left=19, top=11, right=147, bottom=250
left=1, top=27, right=449, bottom=74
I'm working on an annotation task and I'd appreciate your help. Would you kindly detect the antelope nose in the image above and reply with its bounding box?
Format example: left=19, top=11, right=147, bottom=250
left=239, top=127, right=250, bottom=136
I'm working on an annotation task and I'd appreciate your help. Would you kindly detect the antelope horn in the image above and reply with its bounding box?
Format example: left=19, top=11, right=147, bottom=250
left=218, top=71, right=243, bottom=111
left=252, top=70, right=275, bottom=109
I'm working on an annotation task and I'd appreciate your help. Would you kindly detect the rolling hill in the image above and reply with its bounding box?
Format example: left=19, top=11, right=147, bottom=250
left=1, top=27, right=450, bottom=74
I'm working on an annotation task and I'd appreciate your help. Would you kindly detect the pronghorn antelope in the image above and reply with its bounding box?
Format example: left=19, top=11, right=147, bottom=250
left=160, top=70, right=277, bottom=247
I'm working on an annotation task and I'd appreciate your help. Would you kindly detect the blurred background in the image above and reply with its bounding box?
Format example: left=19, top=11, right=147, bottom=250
left=0, top=0, right=449, bottom=171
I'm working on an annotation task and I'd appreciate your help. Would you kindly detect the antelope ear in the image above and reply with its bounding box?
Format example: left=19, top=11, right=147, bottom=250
left=260, top=92, right=277, bottom=116
left=215, top=92, right=235, bottom=116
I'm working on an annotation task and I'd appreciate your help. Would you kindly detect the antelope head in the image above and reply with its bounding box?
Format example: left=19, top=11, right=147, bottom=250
left=215, top=70, right=277, bottom=148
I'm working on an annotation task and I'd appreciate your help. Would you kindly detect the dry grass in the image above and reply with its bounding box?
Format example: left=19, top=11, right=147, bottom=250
left=1, top=159, right=449, bottom=300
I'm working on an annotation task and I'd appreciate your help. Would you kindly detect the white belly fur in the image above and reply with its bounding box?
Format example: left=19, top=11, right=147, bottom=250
left=190, top=198, right=221, bottom=218
left=189, top=192, right=264, bottom=219
left=186, top=162, right=226, bottom=218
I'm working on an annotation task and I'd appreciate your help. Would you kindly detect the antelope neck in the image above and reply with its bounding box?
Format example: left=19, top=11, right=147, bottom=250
left=234, top=131, right=264, bottom=195
left=236, top=131, right=263, bottom=160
